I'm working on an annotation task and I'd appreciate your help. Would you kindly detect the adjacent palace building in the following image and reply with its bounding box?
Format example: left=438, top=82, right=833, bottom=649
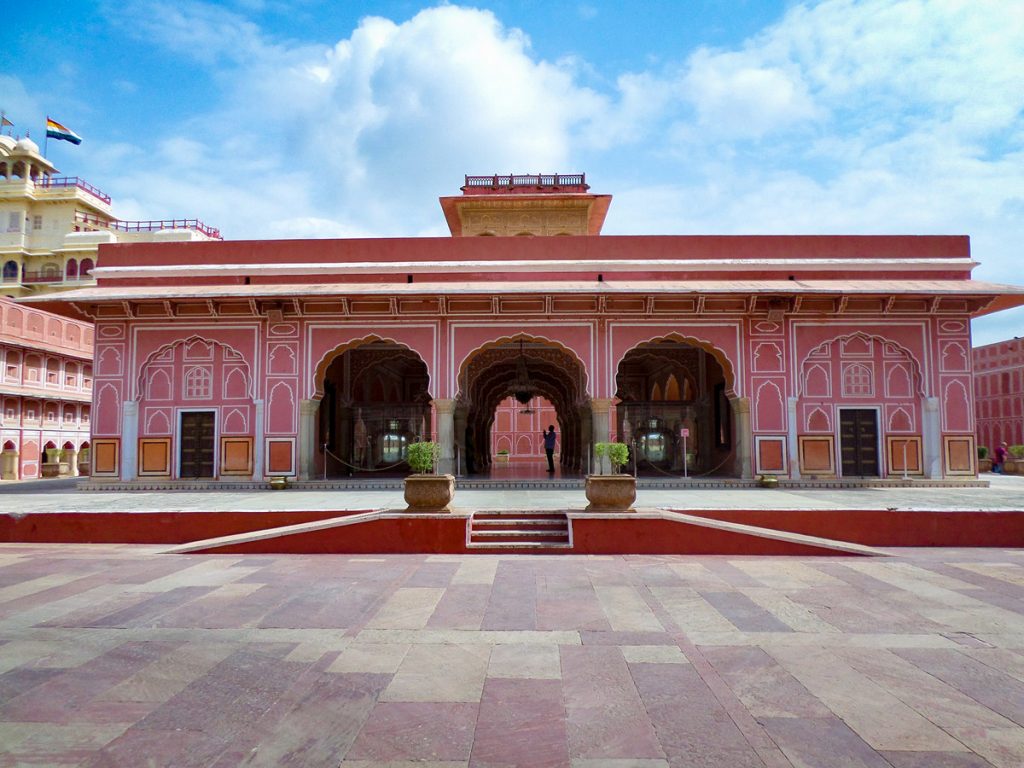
left=0, top=132, right=219, bottom=480
left=26, top=173, right=1024, bottom=484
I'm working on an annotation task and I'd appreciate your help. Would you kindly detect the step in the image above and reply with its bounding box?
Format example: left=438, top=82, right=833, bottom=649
left=471, top=530, right=569, bottom=540
left=466, top=541, right=573, bottom=550
left=472, top=518, right=568, bottom=528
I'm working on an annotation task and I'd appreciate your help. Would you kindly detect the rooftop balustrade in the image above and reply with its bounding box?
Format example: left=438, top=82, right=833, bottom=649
left=462, top=173, right=588, bottom=194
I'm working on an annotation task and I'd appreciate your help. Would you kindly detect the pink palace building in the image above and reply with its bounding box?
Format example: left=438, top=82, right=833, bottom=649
left=974, top=336, right=1024, bottom=453
left=28, top=174, right=1024, bottom=485
left=0, top=296, right=93, bottom=479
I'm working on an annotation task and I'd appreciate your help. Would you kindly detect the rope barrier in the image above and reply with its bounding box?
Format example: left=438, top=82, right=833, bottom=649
left=323, top=444, right=409, bottom=473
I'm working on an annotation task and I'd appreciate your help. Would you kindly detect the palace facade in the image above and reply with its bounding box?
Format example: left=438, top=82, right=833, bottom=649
left=0, top=134, right=220, bottom=299
left=0, top=296, right=93, bottom=479
left=28, top=174, right=1024, bottom=484
left=974, top=337, right=1024, bottom=453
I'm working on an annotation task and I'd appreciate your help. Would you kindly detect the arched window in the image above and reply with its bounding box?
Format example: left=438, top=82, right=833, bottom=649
left=184, top=367, right=212, bottom=399
left=1, top=260, right=16, bottom=281
left=80, top=258, right=95, bottom=276
left=66, top=259, right=78, bottom=279
left=842, top=363, right=873, bottom=397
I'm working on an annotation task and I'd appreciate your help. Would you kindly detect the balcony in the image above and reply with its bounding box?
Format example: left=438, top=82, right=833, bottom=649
left=35, top=176, right=112, bottom=205
left=462, top=173, right=589, bottom=195
left=74, top=212, right=221, bottom=239
left=20, top=271, right=94, bottom=285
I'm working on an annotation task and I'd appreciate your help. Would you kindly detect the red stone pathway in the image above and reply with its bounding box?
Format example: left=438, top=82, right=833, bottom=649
left=0, top=544, right=1023, bottom=766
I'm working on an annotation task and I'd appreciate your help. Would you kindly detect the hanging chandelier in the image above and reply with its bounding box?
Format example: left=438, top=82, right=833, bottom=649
left=510, top=339, right=535, bottom=405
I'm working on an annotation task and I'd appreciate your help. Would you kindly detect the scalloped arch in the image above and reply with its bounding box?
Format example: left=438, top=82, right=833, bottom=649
left=798, top=331, right=924, bottom=398
left=312, top=334, right=432, bottom=401
left=614, top=333, right=738, bottom=398
left=136, top=335, right=254, bottom=401
left=455, top=333, right=590, bottom=401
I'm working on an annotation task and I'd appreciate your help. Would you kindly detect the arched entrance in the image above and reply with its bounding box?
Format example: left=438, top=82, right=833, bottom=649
left=615, top=338, right=736, bottom=476
left=317, top=339, right=432, bottom=476
left=457, top=336, right=589, bottom=476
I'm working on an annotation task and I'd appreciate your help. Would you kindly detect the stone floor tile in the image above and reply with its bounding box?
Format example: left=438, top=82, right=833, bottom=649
left=768, top=646, right=967, bottom=751
left=365, top=587, right=446, bottom=630
left=487, top=642, right=562, bottom=679
left=561, top=645, right=663, bottom=760
left=699, top=590, right=794, bottom=633
left=450, top=557, right=500, bottom=585
left=426, top=584, right=491, bottom=629
left=570, top=761, right=669, bottom=768
left=761, top=716, right=893, bottom=767
left=702, top=645, right=831, bottom=719
left=381, top=643, right=490, bottom=702
left=620, top=645, right=688, bottom=664
left=481, top=561, right=537, bottom=631
left=345, top=701, right=478, bottom=762
left=470, top=677, right=568, bottom=767
left=594, top=586, right=664, bottom=632
left=738, top=588, right=841, bottom=633
left=629, top=660, right=764, bottom=768
left=880, top=750, right=996, bottom=767
left=328, top=642, right=410, bottom=674
left=647, top=586, right=736, bottom=635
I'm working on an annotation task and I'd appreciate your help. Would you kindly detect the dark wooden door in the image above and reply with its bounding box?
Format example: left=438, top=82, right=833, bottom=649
left=839, top=409, right=879, bottom=477
left=180, top=411, right=215, bottom=478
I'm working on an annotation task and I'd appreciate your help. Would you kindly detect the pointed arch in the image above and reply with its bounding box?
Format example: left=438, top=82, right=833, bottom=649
left=136, top=335, right=253, bottom=400
left=455, top=333, right=590, bottom=400
left=312, top=334, right=434, bottom=401
left=802, top=332, right=924, bottom=397
left=614, top=332, right=737, bottom=398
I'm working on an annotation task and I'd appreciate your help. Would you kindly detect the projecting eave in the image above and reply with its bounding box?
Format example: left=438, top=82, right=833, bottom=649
left=19, top=279, right=1024, bottom=319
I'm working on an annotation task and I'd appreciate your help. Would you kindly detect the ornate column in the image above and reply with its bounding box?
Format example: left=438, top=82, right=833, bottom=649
left=578, top=404, right=593, bottom=473
left=729, top=396, right=753, bottom=479
left=787, top=396, right=800, bottom=479
left=453, top=406, right=468, bottom=476
left=591, top=398, right=613, bottom=474
left=66, top=448, right=79, bottom=477
left=922, top=396, right=941, bottom=478
left=253, top=399, right=265, bottom=479
left=433, top=398, right=456, bottom=475
left=121, top=400, right=138, bottom=481
left=297, top=399, right=318, bottom=480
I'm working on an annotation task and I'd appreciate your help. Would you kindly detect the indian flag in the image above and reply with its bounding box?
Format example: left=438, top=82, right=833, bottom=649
left=45, top=117, right=82, bottom=145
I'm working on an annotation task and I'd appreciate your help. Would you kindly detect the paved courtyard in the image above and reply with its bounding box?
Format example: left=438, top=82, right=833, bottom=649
left=2, top=544, right=1024, bottom=766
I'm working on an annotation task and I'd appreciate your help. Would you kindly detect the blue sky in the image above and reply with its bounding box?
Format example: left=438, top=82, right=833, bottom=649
left=2, top=0, right=1022, bottom=344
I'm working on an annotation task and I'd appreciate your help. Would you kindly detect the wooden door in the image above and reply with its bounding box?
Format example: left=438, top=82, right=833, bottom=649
left=839, top=409, right=879, bottom=477
left=180, top=411, right=215, bottom=478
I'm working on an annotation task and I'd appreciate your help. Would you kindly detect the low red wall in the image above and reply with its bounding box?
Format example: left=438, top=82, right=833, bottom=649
left=191, top=516, right=469, bottom=555
left=570, top=517, right=846, bottom=556
left=0, top=511, right=355, bottom=544
left=679, top=509, right=1024, bottom=547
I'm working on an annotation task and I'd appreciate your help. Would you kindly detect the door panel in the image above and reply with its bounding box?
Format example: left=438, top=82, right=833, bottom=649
left=180, top=411, right=215, bottom=478
left=840, top=409, right=879, bottom=477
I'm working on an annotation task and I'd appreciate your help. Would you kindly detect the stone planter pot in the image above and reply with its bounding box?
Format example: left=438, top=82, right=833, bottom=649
left=1005, top=459, right=1023, bottom=475
left=269, top=476, right=289, bottom=490
left=979, top=458, right=992, bottom=472
left=584, top=474, right=636, bottom=512
left=41, top=462, right=61, bottom=478
left=404, top=474, right=455, bottom=512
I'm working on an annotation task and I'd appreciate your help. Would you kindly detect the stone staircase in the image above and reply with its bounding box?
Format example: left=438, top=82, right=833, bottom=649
left=467, top=511, right=572, bottom=550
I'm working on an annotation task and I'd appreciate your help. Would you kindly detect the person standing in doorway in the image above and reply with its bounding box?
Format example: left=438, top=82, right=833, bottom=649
left=543, top=425, right=557, bottom=473
left=993, top=441, right=1009, bottom=474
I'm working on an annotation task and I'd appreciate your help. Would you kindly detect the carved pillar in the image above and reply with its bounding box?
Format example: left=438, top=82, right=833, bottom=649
left=434, top=398, right=455, bottom=475
left=922, top=396, right=941, bottom=478
left=336, top=405, right=352, bottom=476
left=591, top=398, right=613, bottom=474
left=787, top=396, right=800, bottom=479
left=0, top=449, right=19, bottom=480
left=253, top=399, right=265, bottom=479
left=121, top=400, right=138, bottom=481
left=66, top=448, right=79, bottom=477
left=579, top=404, right=593, bottom=473
left=453, top=406, right=468, bottom=476
left=730, top=396, right=753, bottom=479
left=297, top=399, right=318, bottom=480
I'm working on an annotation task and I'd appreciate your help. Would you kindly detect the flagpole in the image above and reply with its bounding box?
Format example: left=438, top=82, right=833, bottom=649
left=43, top=116, right=48, bottom=157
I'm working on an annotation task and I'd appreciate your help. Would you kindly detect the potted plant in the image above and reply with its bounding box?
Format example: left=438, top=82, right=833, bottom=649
left=1006, top=445, right=1024, bottom=475
left=404, top=441, right=455, bottom=512
left=978, top=446, right=991, bottom=473
left=585, top=442, right=636, bottom=512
